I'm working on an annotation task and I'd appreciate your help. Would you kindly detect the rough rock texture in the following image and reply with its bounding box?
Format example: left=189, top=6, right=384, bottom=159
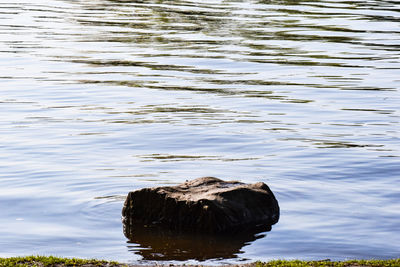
left=122, top=177, right=279, bottom=234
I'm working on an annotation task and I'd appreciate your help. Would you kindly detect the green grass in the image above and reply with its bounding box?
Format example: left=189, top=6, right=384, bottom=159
left=0, top=256, right=123, bottom=267
left=0, top=256, right=399, bottom=267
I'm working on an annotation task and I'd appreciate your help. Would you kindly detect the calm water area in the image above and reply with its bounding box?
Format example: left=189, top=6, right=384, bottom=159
left=1, top=0, right=399, bottom=264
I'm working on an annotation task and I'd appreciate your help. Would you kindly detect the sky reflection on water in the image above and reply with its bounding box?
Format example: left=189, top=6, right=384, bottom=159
left=0, top=0, right=399, bottom=264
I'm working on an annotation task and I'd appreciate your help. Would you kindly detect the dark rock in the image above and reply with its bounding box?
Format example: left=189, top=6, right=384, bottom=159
left=122, top=177, right=279, bottom=234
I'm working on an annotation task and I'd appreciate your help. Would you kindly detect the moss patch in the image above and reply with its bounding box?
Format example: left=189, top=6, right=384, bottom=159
left=0, top=256, right=399, bottom=267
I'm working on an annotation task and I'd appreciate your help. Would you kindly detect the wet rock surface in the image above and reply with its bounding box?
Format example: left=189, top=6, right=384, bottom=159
left=122, top=177, right=279, bottom=234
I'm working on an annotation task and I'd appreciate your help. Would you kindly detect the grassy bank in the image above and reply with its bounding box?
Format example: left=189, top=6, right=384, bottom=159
left=0, top=256, right=399, bottom=267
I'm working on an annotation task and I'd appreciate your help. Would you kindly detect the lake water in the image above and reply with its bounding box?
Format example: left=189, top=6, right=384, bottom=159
left=0, top=0, right=399, bottom=264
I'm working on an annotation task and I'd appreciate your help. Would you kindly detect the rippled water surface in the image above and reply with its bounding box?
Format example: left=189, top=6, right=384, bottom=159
left=1, top=0, right=399, bottom=264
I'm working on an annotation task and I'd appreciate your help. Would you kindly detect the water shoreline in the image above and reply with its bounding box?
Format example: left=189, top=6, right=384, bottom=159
left=1, top=256, right=399, bottom=267
left=2, top=0, right=399, bottom=261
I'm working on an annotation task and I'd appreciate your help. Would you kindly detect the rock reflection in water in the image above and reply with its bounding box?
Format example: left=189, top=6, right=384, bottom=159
left=123, top=223, right=271, bottom=261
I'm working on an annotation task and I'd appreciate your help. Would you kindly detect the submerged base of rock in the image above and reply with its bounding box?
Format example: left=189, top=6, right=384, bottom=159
left=123, top=223, right=271, bottom=261
left=122, top=177, right=279, bottom=234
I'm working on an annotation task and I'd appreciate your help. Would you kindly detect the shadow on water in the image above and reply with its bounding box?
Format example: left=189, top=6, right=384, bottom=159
left=123, top=223, right=272, bottom=261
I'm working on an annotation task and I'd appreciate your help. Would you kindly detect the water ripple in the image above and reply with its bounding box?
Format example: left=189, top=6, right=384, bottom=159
left=1, top=0, right=399, bottom=263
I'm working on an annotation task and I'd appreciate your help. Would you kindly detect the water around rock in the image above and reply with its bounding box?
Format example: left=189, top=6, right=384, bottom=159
left=2, top=0, right=400, bottom=262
